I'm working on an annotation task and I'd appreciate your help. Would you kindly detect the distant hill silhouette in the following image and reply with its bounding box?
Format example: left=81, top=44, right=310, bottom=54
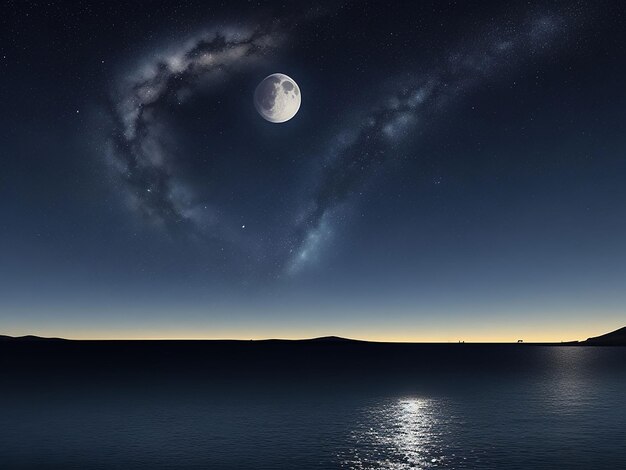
left=0, top=335, right=66, bottom=342
left=0, top=335, right=359, bottom=343
left=583, top=326, right=626, bottom=346
left=304, top=336, right=358, bottom=342
left=255, top=336, right=360, bottom=343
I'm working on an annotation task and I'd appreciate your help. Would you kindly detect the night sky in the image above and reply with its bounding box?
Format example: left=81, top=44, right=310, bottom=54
left=2, top=1, right=625, bottom=341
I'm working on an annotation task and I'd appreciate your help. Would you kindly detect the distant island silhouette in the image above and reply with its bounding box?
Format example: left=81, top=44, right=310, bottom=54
left=0, top=334, right=66, bottom=342
left=1, top=327, right=625, bottom=345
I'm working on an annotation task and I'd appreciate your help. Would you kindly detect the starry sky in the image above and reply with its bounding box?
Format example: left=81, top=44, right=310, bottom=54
left=1, top=0, right=625, bottom=341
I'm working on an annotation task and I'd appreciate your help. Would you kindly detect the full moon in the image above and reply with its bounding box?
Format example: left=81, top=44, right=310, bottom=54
left=254, top=73, right=301, bottom=123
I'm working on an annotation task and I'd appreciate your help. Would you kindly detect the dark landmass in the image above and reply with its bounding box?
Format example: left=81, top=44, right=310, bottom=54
left=583, top=326, right=626, bottom=346
left=558, top=326, right=626, bottom=346
left=0, top=334, right=66, bottom=341
left=303, top=336, right=360, bottom=342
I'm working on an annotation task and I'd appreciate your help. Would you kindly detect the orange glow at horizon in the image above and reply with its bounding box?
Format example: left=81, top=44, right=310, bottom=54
left=4, top=323, right=619, bottom=343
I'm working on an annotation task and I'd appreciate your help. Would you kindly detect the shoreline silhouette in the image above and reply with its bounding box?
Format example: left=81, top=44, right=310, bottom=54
left=2, top=327, right=625, bottom=345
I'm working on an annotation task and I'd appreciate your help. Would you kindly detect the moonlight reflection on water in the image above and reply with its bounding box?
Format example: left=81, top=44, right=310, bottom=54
left=341, top=398, right=457, bottom=469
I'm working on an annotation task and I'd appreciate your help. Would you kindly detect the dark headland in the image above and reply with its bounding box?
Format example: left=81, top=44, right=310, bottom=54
left=581, top=326, right=626, bottom=345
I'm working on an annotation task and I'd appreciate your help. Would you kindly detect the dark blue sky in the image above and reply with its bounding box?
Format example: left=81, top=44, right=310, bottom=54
left=1, top=1, right=625, bottom=340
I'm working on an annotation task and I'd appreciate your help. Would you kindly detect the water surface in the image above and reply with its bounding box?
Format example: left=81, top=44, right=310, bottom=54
left=1, top=342, right=624, bottom=468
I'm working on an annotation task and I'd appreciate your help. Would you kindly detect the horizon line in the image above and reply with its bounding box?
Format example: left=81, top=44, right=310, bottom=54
left=0, top=334, right=588, bottom=344
left=4, top=323, right=623, bottom=343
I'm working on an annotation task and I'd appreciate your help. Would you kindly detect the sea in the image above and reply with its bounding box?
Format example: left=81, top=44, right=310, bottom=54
left=1, top=341, right=625, bottom=469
